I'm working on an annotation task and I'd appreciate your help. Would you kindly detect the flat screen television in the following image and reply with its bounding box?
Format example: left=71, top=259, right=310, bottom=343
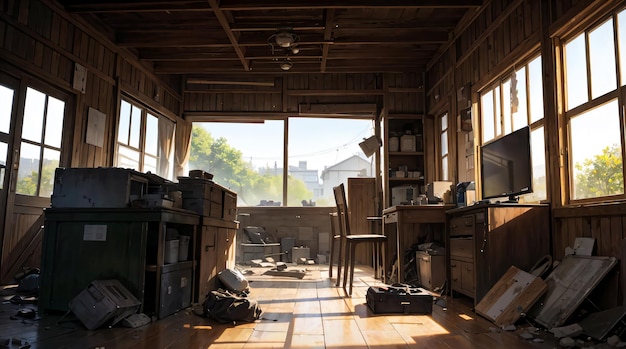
left=480, top=126, right=533, bottom=203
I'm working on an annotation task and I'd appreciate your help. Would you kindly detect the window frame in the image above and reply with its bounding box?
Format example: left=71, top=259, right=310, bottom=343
left=115, top=96, right=175, bottom=179
left=478, top=53, right=547, bottom=203
left=560, top=9, right=626, bottom=204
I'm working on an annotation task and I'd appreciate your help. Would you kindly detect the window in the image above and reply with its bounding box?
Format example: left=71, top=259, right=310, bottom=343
left=190, top=117, right=374, bottom=207
left=116, top=98, right=175, bottom=179
left=439, top=113, right=449, bottom=180
left=479, top=54, right=546, bottom=202
left=16, top=87, right=65, bottom=197
left=563, top=11, right=626, bottom=201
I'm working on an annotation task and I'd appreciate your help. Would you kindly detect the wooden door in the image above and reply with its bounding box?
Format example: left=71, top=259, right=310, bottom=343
left=0, top=76, right=73, bottom=283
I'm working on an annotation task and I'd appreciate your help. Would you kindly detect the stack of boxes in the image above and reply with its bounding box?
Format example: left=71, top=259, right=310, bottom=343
left=177, top=176, right=238, bottom=303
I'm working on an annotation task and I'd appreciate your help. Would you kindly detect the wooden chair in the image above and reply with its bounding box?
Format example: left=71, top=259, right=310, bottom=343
left=333, top=183, right=387, bottom=296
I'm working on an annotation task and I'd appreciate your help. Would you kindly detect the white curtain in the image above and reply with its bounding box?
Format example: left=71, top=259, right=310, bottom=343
left=158, top=116, right=175, bottom=179
left=175, top=117, right=192, bottom=177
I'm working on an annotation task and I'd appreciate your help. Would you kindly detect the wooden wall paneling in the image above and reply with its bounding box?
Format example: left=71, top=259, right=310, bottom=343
left=598, top=217, right=612, bottom=257
left=610, top=216, right=622, bottom=258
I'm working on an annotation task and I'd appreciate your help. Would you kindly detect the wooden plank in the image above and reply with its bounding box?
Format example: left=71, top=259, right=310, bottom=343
left=528, top=255, right=617, bottom=329
left=475, top=266, right=547, bottom=327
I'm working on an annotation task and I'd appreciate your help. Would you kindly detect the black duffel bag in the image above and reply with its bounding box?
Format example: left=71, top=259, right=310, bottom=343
left=202, top=288, right=262, bottom=324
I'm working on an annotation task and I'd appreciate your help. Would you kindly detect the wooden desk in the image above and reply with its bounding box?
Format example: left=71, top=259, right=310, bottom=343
left=383, top=205, right=454, bottom=283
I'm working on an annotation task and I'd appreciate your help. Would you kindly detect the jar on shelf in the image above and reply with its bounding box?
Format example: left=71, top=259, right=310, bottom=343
left=389, top=137, right=399, bottom=152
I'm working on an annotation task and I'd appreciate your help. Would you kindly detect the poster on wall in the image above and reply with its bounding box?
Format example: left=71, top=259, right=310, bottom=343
left=86, top=107, right=106, bottom=147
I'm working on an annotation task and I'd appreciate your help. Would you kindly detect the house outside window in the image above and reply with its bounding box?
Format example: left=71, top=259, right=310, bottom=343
left=190, top=118, right=374, bottom=207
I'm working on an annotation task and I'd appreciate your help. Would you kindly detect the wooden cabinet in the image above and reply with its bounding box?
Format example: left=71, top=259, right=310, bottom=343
left=447, top=204, right=550, bottom=305
left=383, top=114, right=425, bottom=207
left=416, top=251, right=446, bottom=291
left=39, top=207, right=198, bottom=319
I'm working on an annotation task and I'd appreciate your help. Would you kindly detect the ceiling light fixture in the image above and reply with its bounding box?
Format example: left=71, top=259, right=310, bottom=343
left=269, top=27, right=300, bottom=71
left=279, top=59, right=293, bottom=71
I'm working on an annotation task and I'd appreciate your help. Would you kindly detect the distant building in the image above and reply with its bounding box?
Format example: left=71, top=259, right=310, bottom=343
left=320, top=155, right=374, bottom=201
left=289, top=161, right=323, bottom=199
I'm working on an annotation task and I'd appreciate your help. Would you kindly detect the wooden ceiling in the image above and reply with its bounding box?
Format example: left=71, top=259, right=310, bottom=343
left=56, top=0, right=483, bottom=77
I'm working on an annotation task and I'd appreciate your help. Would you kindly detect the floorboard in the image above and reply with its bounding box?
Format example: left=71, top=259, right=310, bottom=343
left=0, top=265, right=571, bottom=348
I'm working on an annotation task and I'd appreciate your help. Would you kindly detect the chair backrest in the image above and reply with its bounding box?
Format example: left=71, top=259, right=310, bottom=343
left=333, top=183, right=351, bottom=237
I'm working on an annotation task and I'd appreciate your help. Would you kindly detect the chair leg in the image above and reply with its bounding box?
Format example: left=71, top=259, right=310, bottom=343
left=381, top=241, right=386, bottom=284
left=329, top=237, right=335, bottom=278
left=336, top=237, right=345, bottom=287
left=347, top=243, right=357, bottom=296
left=342, top=242, right=351, bottom=294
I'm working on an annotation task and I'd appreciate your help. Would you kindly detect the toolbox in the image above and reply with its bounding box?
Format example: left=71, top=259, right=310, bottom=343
left=366, top=284, right=433, bottom=314
left=68, top=280, right=141, bottom=330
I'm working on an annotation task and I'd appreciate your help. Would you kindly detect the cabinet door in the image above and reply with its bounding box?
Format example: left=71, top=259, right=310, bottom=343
left=196, top=225, right=217, bottom=302
left=450, top=258, right=462, bottom=292
left=461, top=261, right=475, bottom=294
left=216, top=227, right=236, bottom=271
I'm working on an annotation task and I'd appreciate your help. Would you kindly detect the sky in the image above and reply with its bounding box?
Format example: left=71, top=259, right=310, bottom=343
left=197, top=118, right=375, bottom=174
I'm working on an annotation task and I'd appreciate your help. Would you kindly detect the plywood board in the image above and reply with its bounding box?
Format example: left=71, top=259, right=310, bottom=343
left=528, top=255, right=617, bottom=329
left=475, top=266, right=547, bottom=327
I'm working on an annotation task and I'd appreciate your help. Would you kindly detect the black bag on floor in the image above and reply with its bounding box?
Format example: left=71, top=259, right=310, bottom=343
left=202, top=288, right=262, bottom=324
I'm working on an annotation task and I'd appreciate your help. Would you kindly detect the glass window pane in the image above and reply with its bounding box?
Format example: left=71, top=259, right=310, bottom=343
left=129, top=104, right=142, bottom=148
left=40, top=148, right=60, bottom=197
left=144, top=154, right=157, bottom=174
left=528, top=56, right=544, bottom=123
left=118, top=100, right=131, bottom=144
left=570, top=99, right=623, bottom=199
left=481, top=89, right=495, bottom=142
left=145, top=113, right=158, bottom=156
left=22, top=87, right=45, bottom=142
left=441, top=129, right=448, bottom=156
left=16, top=142, right=41, bottom=196
left=512, top=66, right=528, bottom=131
left=0, top=85, right=14, bottom=134
left=289, top=118, right=373, bottom=207
left=117, top=145, right=140, bottom=171
left=502, top=79, right=512, bottom=134
left=0, top=142, right=7, bottom=189
left=618, top=10, right=626, bottom=85
left=190, top=121, right=284, bottom=206
left=565, top=33, right=589, bottom=110
left=442, top=155, right=449, bottom=180
left=526, top=126, right=546, bottom=202
left=589, top=18, right=617, bottom=99
left=44, top=96, right=64, bottom=148
left=494, top=86, right=501, bottom=137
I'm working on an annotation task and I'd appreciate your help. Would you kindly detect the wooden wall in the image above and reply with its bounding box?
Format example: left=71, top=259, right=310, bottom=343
left=426, top=0, right=626, bottom=306
left=183, top=72, right=423, bottom=116
left=0, top=0, right=183, bottom=282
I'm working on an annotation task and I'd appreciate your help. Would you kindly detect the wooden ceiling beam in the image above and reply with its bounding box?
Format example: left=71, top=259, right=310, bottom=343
left=218, top=0, right=483, bottom=10
left=320, top=9, right=335, bottom=73
left=64, top=1, right=211, bottom=13
left=207, top=0, right=250, bottom=71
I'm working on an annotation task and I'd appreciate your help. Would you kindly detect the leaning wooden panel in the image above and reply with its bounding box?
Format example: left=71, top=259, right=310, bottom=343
left=528, top=255, right=617, bottom=329
left=475, top=266, right=547, bottom=327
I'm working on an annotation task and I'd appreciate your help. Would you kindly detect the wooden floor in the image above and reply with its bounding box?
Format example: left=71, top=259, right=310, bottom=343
left=0, top=265, right=563, bottom=349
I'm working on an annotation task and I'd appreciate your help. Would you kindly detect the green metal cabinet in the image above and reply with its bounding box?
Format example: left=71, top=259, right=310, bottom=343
left=39, top=207, right=198, bottom=318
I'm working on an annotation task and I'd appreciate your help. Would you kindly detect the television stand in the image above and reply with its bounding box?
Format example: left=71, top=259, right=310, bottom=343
left=503, top=195, right=519, bottom=203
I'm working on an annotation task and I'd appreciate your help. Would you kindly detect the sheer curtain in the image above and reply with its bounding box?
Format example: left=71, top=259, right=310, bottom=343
left=158, top=116, right=175, bottom=179
left=174, top=117, right=192, bottom=177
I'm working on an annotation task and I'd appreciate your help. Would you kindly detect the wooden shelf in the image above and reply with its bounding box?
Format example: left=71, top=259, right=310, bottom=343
left=389, top=151, right=424, bottom=156
left=389, top=178, right=424, bottom=182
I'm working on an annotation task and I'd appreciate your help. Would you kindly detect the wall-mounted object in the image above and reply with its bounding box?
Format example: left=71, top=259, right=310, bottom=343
left=459, top=108, right=472, bottom=132
left=86, top=107, right=106, bottom=147
left=73, top=63, right=87, bottom=94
